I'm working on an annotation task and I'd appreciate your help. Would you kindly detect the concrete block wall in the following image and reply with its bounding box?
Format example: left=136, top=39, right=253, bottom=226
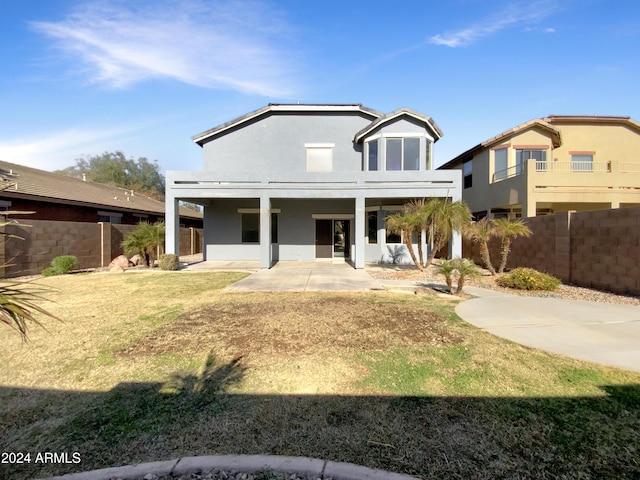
left=569, top=207, right=640, bottom=294
left=1, top=220, right=102, bottom=277
left=463, top=206, right=640, bottom=295
left=0, top=221, right=203, bottom=278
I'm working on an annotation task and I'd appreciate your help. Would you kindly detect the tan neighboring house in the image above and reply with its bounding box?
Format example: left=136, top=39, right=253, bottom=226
left=438, top=115, right=640, bottom=218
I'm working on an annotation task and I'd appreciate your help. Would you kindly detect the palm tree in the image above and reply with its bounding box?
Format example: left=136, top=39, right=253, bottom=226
left=436, top=258, right=481, bottom=295
left=464, top=217, right=497, bottom=275
left=122, top=221, right=166, bottom=267
left=421, top=198, right=472, bottom=268
left=493, top=218, right=533, bottom=273
left=385, top=209, right=422, bottom=270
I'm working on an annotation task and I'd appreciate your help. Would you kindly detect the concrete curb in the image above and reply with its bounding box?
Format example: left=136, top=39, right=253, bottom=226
left=39, top=455, right=419, bottom=480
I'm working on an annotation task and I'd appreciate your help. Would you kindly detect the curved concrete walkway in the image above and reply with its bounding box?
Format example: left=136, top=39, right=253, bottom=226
left=41, top=454, right=417, bottom=480
left=457, top=287, right=640, bottom=372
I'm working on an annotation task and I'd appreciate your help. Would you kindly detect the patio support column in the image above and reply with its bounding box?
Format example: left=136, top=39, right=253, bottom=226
left=354, top=196, right=365, bottom=269
left=166, top=196, right=180, bottom=255
left=259, top=195, right=271, bottom=269
left=449, top=182, right=463, bottom=259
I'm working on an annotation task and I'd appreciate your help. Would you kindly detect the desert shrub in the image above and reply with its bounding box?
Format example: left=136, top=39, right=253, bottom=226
left=42, top=255, right=78, bottom=276
left=497, top=267, right=560, bottom=291
left=158, top=254, right=179, bottom=271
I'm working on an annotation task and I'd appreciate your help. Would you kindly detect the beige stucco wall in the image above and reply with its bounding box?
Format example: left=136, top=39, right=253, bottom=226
left=457, top=121, right=640, bottom=217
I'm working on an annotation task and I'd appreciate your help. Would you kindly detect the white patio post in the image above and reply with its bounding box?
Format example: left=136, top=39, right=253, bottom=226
left=259, top=195, right=271, bottom=269
left=449, top=182, right=463, bottom=259
left=354, top=196, right=365, bottom=269
left=165, top=196, right=180, bottom=255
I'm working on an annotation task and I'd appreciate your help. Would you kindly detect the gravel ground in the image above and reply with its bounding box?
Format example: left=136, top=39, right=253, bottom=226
left=367, top=264, right=640, bottom=306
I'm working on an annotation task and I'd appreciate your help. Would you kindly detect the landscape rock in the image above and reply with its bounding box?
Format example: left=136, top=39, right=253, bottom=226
left=109, top=254, right=131, bottom=269
left=110, top=264, right=125, bottom=274
left=130, top=254, right=143, bottom=266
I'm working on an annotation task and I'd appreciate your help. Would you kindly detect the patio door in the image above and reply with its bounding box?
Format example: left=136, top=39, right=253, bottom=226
left=316, top=219, right=351, bottom=259
left=315, top=219, right=332, bottom=258
left=333, top=220, right=350, bottom=259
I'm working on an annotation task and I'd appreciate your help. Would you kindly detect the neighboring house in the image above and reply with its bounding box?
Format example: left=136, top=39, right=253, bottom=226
left=0, top=160, right=202, bottom=227
left=165, top=104, right=462, bottom=268
left=438, top=115, right=640, bottom=218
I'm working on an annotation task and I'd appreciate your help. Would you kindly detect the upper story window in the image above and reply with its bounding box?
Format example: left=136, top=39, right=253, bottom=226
left=367, top=139, right=379, bottom=171
left=516, top=148, right=547, bottom=172
left=365, top=135, right=425, bottom=171
left=463, top=160, right=472, bottom=189
left=493, top=147, right=508, bottom=181
left=386, top=137, right=420, bottom=171
left=306, top=143, right=334, bottom=172
left=570, top=152, right=594, bottom=172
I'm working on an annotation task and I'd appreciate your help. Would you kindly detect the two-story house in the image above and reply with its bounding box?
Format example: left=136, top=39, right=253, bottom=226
left=165, top=104, right=462, bottom=268
left=438, top=115, right=640, bottom=218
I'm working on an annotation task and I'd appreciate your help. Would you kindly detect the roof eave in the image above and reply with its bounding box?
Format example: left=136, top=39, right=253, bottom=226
left=353, top=108, right=444, bottom=143
left=192, top=104, right=383, bottom=146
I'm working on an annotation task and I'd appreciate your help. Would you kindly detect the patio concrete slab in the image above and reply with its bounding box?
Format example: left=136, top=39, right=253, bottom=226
left=180, top=260, right=260, bottom=272
left=456, top=295, right=640, bottom=372
left=224, top=261, right=383, bottom=292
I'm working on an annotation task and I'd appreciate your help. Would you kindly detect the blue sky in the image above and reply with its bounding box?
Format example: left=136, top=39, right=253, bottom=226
left=1, top=0, right=639, bottom=172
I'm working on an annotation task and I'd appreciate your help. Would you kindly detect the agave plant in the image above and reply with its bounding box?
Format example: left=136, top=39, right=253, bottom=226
left=0, top=280, right=60, bottom=340
left=0, top=210, right=60, bottom=340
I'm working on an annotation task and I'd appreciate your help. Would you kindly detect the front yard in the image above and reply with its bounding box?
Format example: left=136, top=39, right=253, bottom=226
left=1, top=271, right=639, bottom=479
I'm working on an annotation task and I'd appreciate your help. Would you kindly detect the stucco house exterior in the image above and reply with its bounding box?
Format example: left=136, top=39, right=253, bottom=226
left=438, top=115, right=640, bottom=218
left=165, top=104, right=462, bottom=268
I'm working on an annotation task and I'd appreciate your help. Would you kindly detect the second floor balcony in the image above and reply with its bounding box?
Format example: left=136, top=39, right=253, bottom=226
left=492, top=159, right=640, bottom=183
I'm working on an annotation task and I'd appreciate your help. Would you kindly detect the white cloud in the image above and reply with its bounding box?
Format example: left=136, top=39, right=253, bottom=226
left=0, top=127, right=135, bottom=171
left=429, top=1, right=561, bottom=47
left=31, top=0, right=297, bottom=96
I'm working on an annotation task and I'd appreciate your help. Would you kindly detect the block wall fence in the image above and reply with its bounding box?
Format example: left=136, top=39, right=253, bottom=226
left=0, top=220, right=203, bottom=278
left=464, top=206, right=640, bottom=295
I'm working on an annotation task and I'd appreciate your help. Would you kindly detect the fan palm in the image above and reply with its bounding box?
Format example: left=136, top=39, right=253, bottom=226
left=421, top=198, right=472, bottom=268
left=122, top=221, right=166, bottom=267
left=493, top=218, right=533, bottom=273
left=464, top=217, right=497, bottom=275
left=385, top=209, right=422, bottom=270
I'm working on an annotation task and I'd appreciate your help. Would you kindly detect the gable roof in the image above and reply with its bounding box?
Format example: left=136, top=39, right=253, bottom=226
left=353, top=107, right=444, bottom=143
left=192, top=103, right=383, bottom=146
left=0, top=160, right=201, bottom=219
left=439, top=118, right=562, bottom=169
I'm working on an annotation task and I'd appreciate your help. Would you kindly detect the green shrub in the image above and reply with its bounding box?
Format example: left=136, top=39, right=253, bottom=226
left=42, top=255, right=77, bottom=276
left=158, top=254, right=179, bottom=271
left=497, top=267, right=561, bottom=291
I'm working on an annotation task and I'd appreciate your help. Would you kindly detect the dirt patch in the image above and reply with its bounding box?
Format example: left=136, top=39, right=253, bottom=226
left=118, top=294, right=461, bottom=359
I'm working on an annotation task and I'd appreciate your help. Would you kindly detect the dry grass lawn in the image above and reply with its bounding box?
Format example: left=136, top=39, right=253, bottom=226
left=1, top=271, right=639, bottom=479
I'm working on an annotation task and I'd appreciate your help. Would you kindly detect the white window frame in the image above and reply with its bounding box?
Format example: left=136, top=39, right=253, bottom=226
left=362, top=133, right=433, bottom=172
left=305, top=143, right=334, bottom=172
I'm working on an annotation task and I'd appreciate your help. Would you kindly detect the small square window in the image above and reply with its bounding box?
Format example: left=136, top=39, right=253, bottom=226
left=306, top=146, right=333, bottom=172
